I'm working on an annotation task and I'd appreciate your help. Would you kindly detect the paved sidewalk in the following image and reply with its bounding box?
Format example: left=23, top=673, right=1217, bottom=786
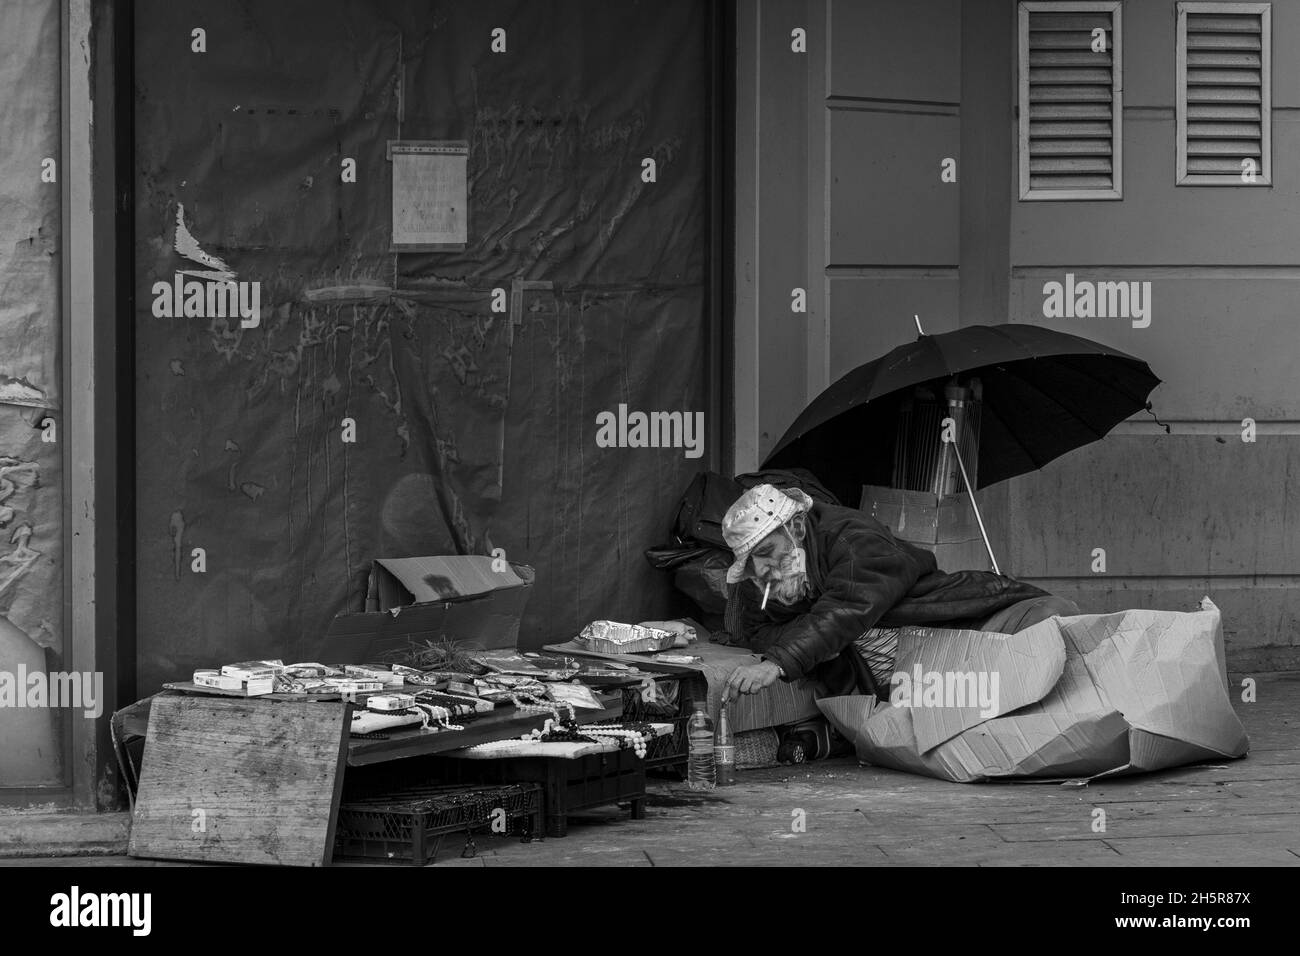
left=4, top=673, right=1297, bottom=867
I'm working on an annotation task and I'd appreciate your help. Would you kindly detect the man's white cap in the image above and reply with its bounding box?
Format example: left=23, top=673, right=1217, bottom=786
left=721, top=484, right=814, bottom=584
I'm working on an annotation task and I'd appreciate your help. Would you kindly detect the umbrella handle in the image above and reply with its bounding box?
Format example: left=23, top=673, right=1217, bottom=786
left=950, top=438, right=1001, bottom=576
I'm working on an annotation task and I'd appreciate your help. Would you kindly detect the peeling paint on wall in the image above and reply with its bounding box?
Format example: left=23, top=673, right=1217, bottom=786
left=0, top=0, right=64, bottom=787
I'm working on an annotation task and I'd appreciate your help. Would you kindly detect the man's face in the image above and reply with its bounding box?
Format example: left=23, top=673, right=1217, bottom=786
left=748, top=523, right=808, bottom=604
left=749, top=528, right=794, bottom=584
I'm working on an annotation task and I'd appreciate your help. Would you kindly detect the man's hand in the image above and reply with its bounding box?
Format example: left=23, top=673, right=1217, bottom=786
left=723, top=660, right=783, bottom=701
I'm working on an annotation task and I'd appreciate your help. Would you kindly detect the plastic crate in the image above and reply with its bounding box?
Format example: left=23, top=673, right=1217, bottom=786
left=644, top=714, right=690, bottom=770
left=436, top=748, right=648, bottom=838
left=622, top=677, right=700, bottom=775
left=333, top=783, right=542, bottom=865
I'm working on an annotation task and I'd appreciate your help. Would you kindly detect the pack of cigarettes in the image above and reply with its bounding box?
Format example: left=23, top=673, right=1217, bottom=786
left=221, top=659, right=286, bottom=681
left=445, top=680, right=480, bottom=697
left=345, top=664, right=405, bottom=688
left=366, top=693, right=417, bottom=712
left=243, top=678, right=274, bottom=697
left=193, top=669, right=243, bottom=691
left=322, top=678, right=384, bottom=694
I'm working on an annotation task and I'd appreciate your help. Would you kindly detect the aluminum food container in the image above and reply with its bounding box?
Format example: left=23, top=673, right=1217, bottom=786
left=576, top=620, right=677, bottom=654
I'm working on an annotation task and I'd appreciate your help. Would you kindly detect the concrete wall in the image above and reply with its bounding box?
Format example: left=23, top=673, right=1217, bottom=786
left=735, top=0, right=966, bottom=469
left=1006, top=0, right=1300, bottom=670
left=735, top=0, right=1297, bottom=668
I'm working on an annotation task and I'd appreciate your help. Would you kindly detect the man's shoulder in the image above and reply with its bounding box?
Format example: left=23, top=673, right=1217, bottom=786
left=811, top=501, right=940, bottom=572
left=811, top=501, right=892, bottom=538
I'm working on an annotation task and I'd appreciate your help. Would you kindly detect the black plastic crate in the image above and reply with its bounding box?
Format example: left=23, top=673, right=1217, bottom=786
left=333, top=783, right=542, bottom=865
left=623, top=676, right=700, bottom=776
left=644, top=714, right=690, bottom=770
left=436, top=748, right=648, bottom=838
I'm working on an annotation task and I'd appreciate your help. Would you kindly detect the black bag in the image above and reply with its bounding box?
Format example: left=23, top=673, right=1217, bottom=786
left=643, top=543, right=718, bottom=570
left=671, top=472, right=743, bottom=549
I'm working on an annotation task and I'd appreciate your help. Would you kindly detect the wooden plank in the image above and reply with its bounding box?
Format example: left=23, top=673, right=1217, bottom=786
left=163, top=681, right=344, bottom=702
left=128, top=696, right=349, bottom=866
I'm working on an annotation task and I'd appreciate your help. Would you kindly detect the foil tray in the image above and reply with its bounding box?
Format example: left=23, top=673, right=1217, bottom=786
left=576, top=620, right=677, bottom=655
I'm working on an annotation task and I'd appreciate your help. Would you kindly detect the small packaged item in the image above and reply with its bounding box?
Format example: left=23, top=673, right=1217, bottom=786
left=366, top=693, right=417, bottom=712
left=345, top=664, right=405, bottom=688
left=322, top=678, right=384, bottom=694
left=282, top=662, right=343, bottom=679
left=221, top=659, right=286, bottom=680
left=243, top=677, right=274, bottom=697
left=193, top=669, right=243, bottom=691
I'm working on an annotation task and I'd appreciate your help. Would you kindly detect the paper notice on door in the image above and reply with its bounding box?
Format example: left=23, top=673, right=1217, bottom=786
left=389, top=141, right=468, bottom=248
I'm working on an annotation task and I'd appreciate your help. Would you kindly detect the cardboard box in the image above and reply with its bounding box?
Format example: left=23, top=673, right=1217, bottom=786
left=819, top=597, right=1249, bottom=782
left=861, top=484, right=991, bottom=573
left=317, top=555, right=535, bottom=663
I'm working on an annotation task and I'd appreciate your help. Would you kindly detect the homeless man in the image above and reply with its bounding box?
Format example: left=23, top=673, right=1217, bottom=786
left=719, top=483, right=1080, bottom=701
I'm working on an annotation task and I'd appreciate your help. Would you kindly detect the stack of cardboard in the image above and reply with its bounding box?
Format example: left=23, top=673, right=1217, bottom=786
left=819, top=597, right=1249, bottom=782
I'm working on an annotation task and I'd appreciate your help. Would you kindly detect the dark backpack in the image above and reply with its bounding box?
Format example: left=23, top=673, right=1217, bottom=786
left=671, top=472, right=743, bottom=549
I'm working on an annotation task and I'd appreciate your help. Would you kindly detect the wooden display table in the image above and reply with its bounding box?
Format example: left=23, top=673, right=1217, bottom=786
left=126, top=689, right=622, bottom=866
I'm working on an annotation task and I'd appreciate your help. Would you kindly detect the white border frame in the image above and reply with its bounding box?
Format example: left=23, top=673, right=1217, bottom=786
left=1018, top=0, right=1123, bottom=201
left=1176, top=1, right=1271, bottom=186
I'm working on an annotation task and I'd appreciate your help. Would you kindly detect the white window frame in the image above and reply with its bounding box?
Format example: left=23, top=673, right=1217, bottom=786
left=1175, top=1, right=1271, bottom=186
left=1018, top=0, right=1123, bottom=201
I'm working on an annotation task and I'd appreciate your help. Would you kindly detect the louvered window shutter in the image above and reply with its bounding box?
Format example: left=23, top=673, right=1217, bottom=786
left=1177, top=3, right=1271, bottom=185
left=1019, top=2, right=1122, bottom=200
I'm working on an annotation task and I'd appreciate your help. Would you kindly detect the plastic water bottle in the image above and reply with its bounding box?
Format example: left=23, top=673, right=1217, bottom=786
left=687, top=709, right=715, bottom=791
left=715, top=702, right=735, bottom=786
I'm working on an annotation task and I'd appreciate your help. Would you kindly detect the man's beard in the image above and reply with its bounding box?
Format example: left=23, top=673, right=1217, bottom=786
left=760, top=553, right=809, bottom=605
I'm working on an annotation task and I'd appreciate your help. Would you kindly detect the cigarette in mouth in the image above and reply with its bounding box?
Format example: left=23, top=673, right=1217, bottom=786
left=761, top=582, right=771, bottom=610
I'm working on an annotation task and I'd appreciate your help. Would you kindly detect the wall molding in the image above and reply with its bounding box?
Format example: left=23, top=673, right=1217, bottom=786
left=826, top=95, right=959, bottom=116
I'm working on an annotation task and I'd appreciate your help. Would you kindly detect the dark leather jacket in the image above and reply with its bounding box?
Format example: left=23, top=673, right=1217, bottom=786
left=734, top=502, right=1050, bottom=696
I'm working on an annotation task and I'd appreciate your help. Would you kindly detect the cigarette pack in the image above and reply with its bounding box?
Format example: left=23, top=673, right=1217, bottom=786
left=322, top=678, right=384, bottom=694
left=366, top=693, right=417, bottom=712
left=243, top=678, right=274, bottom=697
left=345, top=664, right=405, bottom=688
left=193, top=670, right=244, bottom=691
left=221, top=659, right=286, bottom=680
left=445, top=681, right=480, bottom=697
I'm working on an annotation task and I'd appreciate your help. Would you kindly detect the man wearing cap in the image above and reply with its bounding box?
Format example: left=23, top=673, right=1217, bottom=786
left=719, top=483, right=1078, bottom=701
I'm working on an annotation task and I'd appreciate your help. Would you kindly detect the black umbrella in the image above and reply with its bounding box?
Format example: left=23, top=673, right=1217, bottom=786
left=762, top=320, right=1163, bottom=572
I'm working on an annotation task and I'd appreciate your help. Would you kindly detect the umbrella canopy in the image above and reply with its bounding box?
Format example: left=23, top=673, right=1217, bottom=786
left=762, top=323, right=1162, bottom=506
